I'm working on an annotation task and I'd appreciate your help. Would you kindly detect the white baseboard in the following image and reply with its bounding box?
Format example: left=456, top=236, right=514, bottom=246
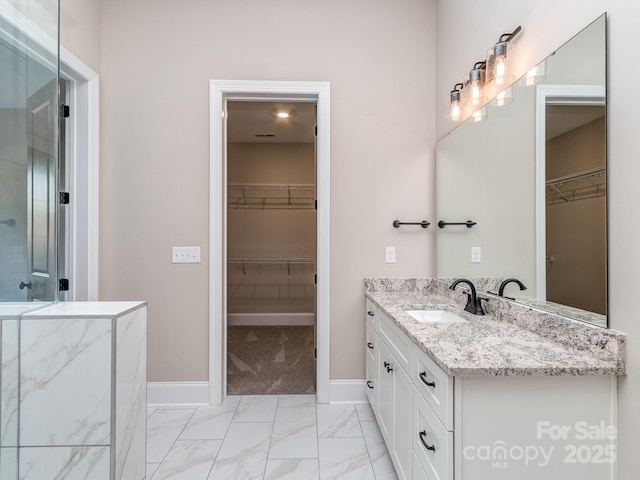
left=228, top=312, right=314, bottom=326
left=328, top=380, right=368, bottom=404
left=147, top=382, right=210, bottom=406
left=147, top=379, right=367, bottom=406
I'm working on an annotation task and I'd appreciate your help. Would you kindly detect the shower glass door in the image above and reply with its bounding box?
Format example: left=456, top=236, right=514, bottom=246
left=1, top=1, right=59, bottom=478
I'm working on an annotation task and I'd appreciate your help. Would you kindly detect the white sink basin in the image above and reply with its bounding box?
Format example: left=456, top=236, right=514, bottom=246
left=405, top=309, right=467, bottom=323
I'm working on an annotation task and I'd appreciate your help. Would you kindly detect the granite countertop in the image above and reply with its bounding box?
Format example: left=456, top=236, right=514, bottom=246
left=365, top=283, right=626, bottom=377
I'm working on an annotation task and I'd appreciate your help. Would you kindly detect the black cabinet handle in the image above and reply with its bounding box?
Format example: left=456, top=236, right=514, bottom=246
left=367, top=342, right=374, bottom=349
left=384, top=361, right=393, bottom=373
left=367, top=381, right=374, bottom=389
left=367, top=311, right=374, bottom=317
left=419, top=371, right=436, bottom=388
left=19, top=281, right=32, bottom=290
left=419, top=430, right=436, bottom=452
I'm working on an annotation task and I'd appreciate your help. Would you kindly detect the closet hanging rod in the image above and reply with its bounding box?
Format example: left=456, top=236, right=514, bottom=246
left=437, top=220, right=476, bottom=228
left=392, top=220, right=430, bottom=229
left=228, top=183, right=315, bottom=190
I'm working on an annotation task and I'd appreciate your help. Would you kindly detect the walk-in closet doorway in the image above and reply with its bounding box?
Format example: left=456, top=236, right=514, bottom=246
left=209, top=81, right=331, bottom=405
left=226, top=100, right=317, bottom=395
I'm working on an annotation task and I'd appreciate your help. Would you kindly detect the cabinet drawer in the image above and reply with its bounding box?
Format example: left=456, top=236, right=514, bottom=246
left=365, top=322, right=377, bottom=366
left=365, top=361, right=377, bottom=410
left=365, top=298, right=377, bottom=329
left=412, top=343, right=453, bottom=431
left=378, top=310, right=412, bottom=373
left=413, top=452, right=430, bottom=480
left=413, top=387, right=453, bottom=480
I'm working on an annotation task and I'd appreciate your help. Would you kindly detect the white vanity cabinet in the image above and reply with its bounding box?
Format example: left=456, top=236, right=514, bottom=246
left=365, top=298, right=619, bottom=480
left=365, top=300, right=412, bottom=480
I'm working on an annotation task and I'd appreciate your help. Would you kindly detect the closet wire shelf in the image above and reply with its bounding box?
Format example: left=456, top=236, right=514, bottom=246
left=546, top=167, right=606, bottom=205
left=228, top=183, right=315, bottom=209
left=227, top=257, right=316, bottom=300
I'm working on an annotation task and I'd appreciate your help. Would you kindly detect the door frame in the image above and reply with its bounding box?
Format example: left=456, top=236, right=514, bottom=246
left=209, top=80, right=331, bottom=405
left=535, top=84, right=605, bottom=300
left=0, top=1, right=100, bottom=300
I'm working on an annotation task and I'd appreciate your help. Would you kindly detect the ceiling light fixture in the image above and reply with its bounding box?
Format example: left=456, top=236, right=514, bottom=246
left=276, top=112, right=290, bottom=118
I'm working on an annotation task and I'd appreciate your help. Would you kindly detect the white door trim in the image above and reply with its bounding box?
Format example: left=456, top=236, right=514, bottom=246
left=209, top=80, right=331, bottom=405
left=535, top=84, right=605, bottom=300
left=0, top=1, right=100, bottom=300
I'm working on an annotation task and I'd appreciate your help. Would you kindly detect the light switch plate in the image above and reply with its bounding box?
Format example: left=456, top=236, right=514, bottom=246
left=471, top=246, right=481, bottom=263
left=172, top=246, right=201, bottom=263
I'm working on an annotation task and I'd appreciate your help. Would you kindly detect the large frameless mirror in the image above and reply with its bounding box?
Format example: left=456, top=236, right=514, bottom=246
left=436, top=14, right=607, bottom=327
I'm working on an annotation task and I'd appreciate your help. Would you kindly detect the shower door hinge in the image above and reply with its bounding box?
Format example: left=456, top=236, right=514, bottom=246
left=314, top=348, right=317, bottom=359
left=59, top=278, right=69, bottom=291
left=314, top=125, right=317, bottom=136
left=59, top=192, right=70, bottom=205
left=314, top=274, right=317, bottom=285
left=314, top=199, right=317, bottom=210
left=59, top=104, right=70, bottom=118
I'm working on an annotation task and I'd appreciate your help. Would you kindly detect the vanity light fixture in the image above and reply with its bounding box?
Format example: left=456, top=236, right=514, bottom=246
left=491, top=86, right=513, bottom=107
left=446, top=83, right=464, bottom=122
left=469, top=106, right=487, bottom=123
left=463, top=61, right=488, bottom=107
left=520, top=59, right=546, bottom=86
left=486, top=26, right=522, bottom=86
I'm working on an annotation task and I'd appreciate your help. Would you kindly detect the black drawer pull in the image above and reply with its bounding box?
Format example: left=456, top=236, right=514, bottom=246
left=367, top=342, right=374, bottom=349
left=367, top=311, right=374, bottom=317
left=367, top=381, right=374, bottom=389
left=419, top=430, right=436, bottom=452
left=419, top=371, right=436, bottom=388
left=384, top=361, right=393, bottom=373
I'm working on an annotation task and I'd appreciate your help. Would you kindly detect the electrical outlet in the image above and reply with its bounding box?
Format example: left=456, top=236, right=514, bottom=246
left=471, top=246, right=481, bottom=263
left=386, top=247, right=396, bottom=264
left=172, top=246, right=201, bottom=264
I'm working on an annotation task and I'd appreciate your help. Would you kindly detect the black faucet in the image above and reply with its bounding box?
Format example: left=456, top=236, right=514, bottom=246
left=497, top=278, right=527, bottom=300
left=449, top=278, right=486, bottom=315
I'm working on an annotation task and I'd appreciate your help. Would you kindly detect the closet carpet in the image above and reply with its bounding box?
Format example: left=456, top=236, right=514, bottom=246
left=227, top=325, right=316, bottom=395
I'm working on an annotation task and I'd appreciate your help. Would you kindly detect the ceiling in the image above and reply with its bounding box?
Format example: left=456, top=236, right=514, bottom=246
left=546, top=104, right=605, bottom=140
left=227, top=101, right=316, bottom=144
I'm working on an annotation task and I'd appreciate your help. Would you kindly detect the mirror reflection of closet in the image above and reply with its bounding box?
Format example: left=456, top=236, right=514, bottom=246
left=545, top=103, right=606, bottom=315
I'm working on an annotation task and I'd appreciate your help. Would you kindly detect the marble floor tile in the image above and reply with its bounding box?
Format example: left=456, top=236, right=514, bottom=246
left=145, top=398, right=394, bottom=480
left=361, top=421, right=398, bottom=479
left=318, top=437, right=375, bottom=480
left=207, top=422, right=272, bottom=480
left=265, top=459, right=320, bottom=480
left=278, top=394, right=316, bottom=407
left=146, top=463, right=160, bottom=478
left=147, top=408, right=195, bottom=463
left=150, top=439, right=222, bottom=480
left=355, top=403, right=376, bottom=422
left=232, top=395, right=278, bottom=423
left=179, top=396, right=240, bottom=440
left=317, top=404, right=362, bottom=438
left=269, top=406, right=318, bottom=459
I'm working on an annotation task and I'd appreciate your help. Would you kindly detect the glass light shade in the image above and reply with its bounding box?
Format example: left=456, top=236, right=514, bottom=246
left=520, top=59, right=547, bottom=86
left=469, top=107, right=487, bottom=123
left=486, top=41, right=515, bottom=86
left=446, top=86, right=463, bottom=123
left=491, top=86, right=513, bottom=107
left=463, top=64, right=487, bottom=107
